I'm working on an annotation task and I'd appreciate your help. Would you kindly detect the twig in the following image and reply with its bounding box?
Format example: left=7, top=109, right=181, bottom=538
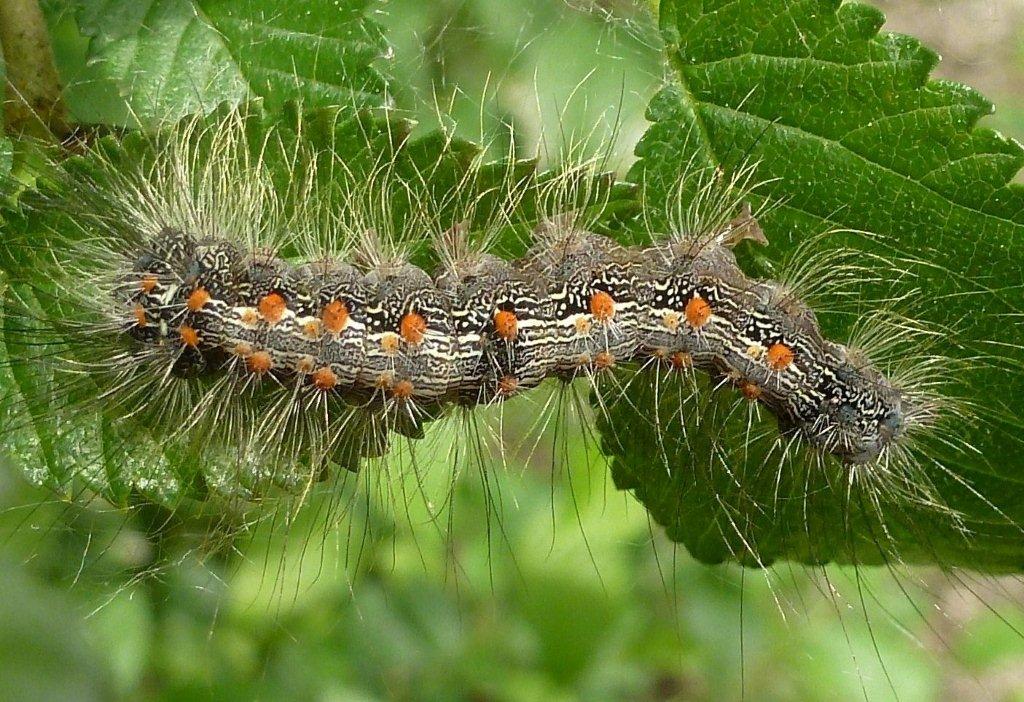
left=0, top=0, right=71, bottom=139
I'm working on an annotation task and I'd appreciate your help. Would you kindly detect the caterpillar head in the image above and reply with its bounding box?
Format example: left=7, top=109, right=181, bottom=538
left=806, top=347, right=922, bottom=465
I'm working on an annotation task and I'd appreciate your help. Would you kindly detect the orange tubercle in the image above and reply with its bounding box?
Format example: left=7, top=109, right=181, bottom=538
left=589, top=291, right=615, bottom=323
left=380, top=332, right=400, bottom=354
left=133, top=305, right=147, bottom=327
left=670, top=352, right=693, bottom=370
left=400, top=312, right=427, bottom=345
left=493, top=309, right=519, bottom=340
left=497, top=376, right=518, bottom=396
left=186, top=287, right=211, bottom=311
left=247, top=351, right=273, bottom=374
left=321, top=300, right=349, bottom=334
left=140, top=275, right=158, bottom=293
left=258, top=292, right=287, bottom=324
left=593, top=351, right=615, bottom=370
left=739, top=380, right=762, bottom=401
left=312, top=367, right=338, bottom=391
left=392, top=379, right=415, bottom=399
left=302, top=320, right=323, bottom=340
left=684, top=296, right=712, bottom=328
left=178, top=325, right=199, bottom=348
left=766, top=342, right=795, bottom=371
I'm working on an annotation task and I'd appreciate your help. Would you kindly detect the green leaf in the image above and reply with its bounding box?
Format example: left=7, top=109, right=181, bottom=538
left=74, top=0, right=388, bottom=123
left=603, top=0, right=1024, bottom=570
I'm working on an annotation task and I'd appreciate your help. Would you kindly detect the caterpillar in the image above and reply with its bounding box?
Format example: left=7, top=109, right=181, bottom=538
left=1, top=101, right=1009, bottom=702
left=122, top=186, right=912, bottom=458
left=0, top=105, right=949, bottom=531
left=3, top=0, right=1023, bottom=697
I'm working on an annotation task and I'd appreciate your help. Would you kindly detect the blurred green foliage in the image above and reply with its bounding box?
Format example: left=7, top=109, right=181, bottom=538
left=3, top=0, right=1024, bottom=700
left=5, top=417, right=1003, bottom=702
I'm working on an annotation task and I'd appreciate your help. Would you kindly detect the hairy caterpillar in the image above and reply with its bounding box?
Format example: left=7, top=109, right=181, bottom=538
left=120, top=186, right=915, bottom=457
left=4, top=114, right=987, bottom=702
left=0, top=103, right=1011, bottom=702
left=0, top=104, right=950, bottom=533
left=4, top=0, right=1024, bottom=697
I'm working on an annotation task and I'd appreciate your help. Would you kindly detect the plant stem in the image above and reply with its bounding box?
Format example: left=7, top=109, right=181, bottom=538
left=0, top=0, right=71, bottom=139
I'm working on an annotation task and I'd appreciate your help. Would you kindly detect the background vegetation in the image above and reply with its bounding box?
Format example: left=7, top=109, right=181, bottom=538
left=3, top=0, right=1024, bottom=700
